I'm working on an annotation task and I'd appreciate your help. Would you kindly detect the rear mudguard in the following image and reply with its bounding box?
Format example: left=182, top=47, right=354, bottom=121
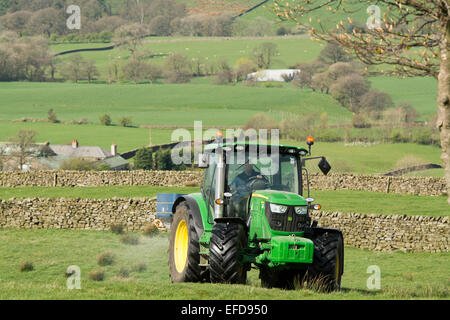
left=172, top=195, right=206, bottom=238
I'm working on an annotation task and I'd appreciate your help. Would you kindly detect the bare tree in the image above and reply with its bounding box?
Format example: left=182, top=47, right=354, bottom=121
left=60, top=54, right=84, bottom=83
left=114, top=23, right=148, bottom=57
left=84, top=60, right=100, bottom=83
left=272, top=0, right=450, bottom=203
left=252, top=42, right=279, bottom=69
left=10, top=130, right=38, bottom=171
left=319, top=40, right=352, bottom=64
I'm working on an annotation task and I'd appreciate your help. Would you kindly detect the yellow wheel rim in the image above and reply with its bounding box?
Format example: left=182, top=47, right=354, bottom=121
left=174, top=220, right=189, bottom=273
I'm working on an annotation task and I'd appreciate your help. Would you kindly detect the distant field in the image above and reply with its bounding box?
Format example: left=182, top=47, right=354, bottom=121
left=0, top=228, right=448, bottom=299
left=371, top=76, right=438, bottom=121
left=0, top=82, right=351, bottom=127
left=0, top=122, right=173, bottom=152
left=1, top=186, right=447, bottom=217
left=283, top=141, right=443, bottom=176
left=51, top=37, right=324, bottom=77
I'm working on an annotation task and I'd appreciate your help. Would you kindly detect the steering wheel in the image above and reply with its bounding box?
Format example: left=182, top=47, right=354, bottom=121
left=246, top=175, right=270, bottom=191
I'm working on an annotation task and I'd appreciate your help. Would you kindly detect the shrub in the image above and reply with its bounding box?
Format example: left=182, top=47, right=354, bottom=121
left=359, top=89, right=394, bottom=113
left=97, top=252, right=115, bottom=266
left=20, top=262, right=34, bottom=272
left=88, top=269, right=105, bottom=281
left=143, top=222, right=159, bottom=237
left=117, top=266, right=130, bottom=278
left=155, top=148, right=173, bottom=170
left=47, top=109, right=59, bottom=123
left=391, top=130, right=407, bottom=143
left=276, top=26, right=289, bottom=36
left=121, top=234, right=140, bottom=245
left=244, top=113, right=278, bottom=131
left=134, top=148, right=154, bottom=170
left=110, top=223, right=125, bottom=235
left=163, top=53, right=192, bottom=83
left=119, top=116, right=132, bottom=127
left=352, top=114, right=371, bottom=128
left=99, top=114, right=112, bottom=126
left=132, top=262, right=147, bottom=273
left=413, top=128, right=433, bottom=145
left=316, top=129, right=341, bottom=142
left=60, top=158, right=94, bottom=171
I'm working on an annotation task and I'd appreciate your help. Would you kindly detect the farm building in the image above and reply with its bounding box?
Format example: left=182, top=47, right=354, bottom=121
left=247, top=69, right=301, bottom=82
left=0, top=140, right=129, bottom=171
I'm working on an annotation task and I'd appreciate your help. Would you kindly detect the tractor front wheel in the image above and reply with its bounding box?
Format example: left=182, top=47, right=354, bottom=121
left=169, top=202, right=201, bottom=283
left=209, top=222, right=248, bottom=284
left=306, top=232, right=343, bottom=292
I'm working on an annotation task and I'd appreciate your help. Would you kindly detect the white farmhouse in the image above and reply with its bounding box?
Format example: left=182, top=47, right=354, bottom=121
left=247, top=69, right=301, bottom=82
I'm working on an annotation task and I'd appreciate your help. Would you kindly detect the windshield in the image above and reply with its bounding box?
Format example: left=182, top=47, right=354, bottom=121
left=225, top=151, right=299, bottom=219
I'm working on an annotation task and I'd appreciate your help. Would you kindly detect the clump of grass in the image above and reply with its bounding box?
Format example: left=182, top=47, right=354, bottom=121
left=132, top=262, right=147, bottom=273
left=117, top=266, right=130, bottom=278
left=121, top=233, right=140, bottom=245
left=20, top=262, right=34, bottom=272
left=97, top=251, right=115, bottom=266
left=384, top=284, right=449, bottom=299
left=110, top=223, right=126, bottom=235
left=402, top=272, right=414, bottom=281
left=88, top=269, right=105, bottom=281
left=143, top=222, right=159, bottom=237
left=297, top=272, right=336, bottom=293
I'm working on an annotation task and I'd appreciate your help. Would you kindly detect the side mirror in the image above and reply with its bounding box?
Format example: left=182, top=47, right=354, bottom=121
left=198, top=153, right=209, bottom=168
left=318, top=157, right=331, bottom=176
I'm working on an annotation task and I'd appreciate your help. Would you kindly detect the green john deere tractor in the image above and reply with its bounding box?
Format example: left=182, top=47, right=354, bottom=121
left=168, top=135, right=344, bottom=291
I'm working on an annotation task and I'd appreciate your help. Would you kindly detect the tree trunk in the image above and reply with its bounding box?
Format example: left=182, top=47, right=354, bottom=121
left=437, top=20, right=450, bottom=204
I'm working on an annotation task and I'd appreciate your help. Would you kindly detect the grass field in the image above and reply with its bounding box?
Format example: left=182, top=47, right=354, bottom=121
left=51, top=36, right=324, bottom=77
left=0, top=82, right=351, bottom=127
left=1, top=186, right=447, bottom=217
left=371, top=76, right=438, bottom=121
left=283, top=141, right=443, bottom=175
left=0, top=228, right=448, bottom=299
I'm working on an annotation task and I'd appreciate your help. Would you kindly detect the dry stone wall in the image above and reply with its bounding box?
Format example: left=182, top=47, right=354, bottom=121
left=0, top=197, right=448, bottom=252
left=310, top=211, right=449, bottom=253
left=0, top=171, right=447, bottom=196
left=0, top=198, right=156, bottom=231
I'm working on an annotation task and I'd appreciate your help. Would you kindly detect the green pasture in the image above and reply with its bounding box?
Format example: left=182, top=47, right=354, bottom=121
left=51, top=37, right=324, bottom=76
left=283, top=141, right=443, bottom=175
left=0, top=82, right=351, bottom=127
left=0, top=228, right=448, bottom=299
left=371, top=76, right=438, bottom=121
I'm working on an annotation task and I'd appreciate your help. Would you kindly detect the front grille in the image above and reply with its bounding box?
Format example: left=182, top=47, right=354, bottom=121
left=265, top=204, right=309, bottom=232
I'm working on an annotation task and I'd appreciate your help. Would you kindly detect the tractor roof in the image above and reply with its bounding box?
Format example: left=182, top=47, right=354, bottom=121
left=204, top=142, right=308, bottom=155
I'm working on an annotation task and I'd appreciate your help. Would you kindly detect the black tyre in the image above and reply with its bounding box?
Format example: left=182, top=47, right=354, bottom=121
left=168, top=202, right=201, bottom=283
left=209, top=222, right=248, bottom=284
left=306, top=232, right=343, bottom=292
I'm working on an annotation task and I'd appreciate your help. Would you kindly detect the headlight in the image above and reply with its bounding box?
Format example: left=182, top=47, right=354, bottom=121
left=294, top=206, right=308, bottom=215
left=270, top=203, right=288, bottom=214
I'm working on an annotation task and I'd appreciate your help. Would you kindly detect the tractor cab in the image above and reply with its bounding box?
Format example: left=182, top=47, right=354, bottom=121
left=199, top=139, right=331, bottom=225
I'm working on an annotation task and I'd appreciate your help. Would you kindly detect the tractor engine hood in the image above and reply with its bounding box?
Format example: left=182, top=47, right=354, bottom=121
left=251, top=190, right=308, bottom=206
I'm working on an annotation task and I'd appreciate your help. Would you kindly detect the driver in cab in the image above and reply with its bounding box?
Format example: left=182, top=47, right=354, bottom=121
left=231, top=163, right=261, bottom=190
left=229, top=163, right=264, bottom=218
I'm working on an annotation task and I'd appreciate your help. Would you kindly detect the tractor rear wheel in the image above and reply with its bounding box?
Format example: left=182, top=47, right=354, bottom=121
left=209, top=222, right=248, bottom=284
left=169, top=202, right=201, bottom=283
left=306, top=232, right=343, bottom=292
